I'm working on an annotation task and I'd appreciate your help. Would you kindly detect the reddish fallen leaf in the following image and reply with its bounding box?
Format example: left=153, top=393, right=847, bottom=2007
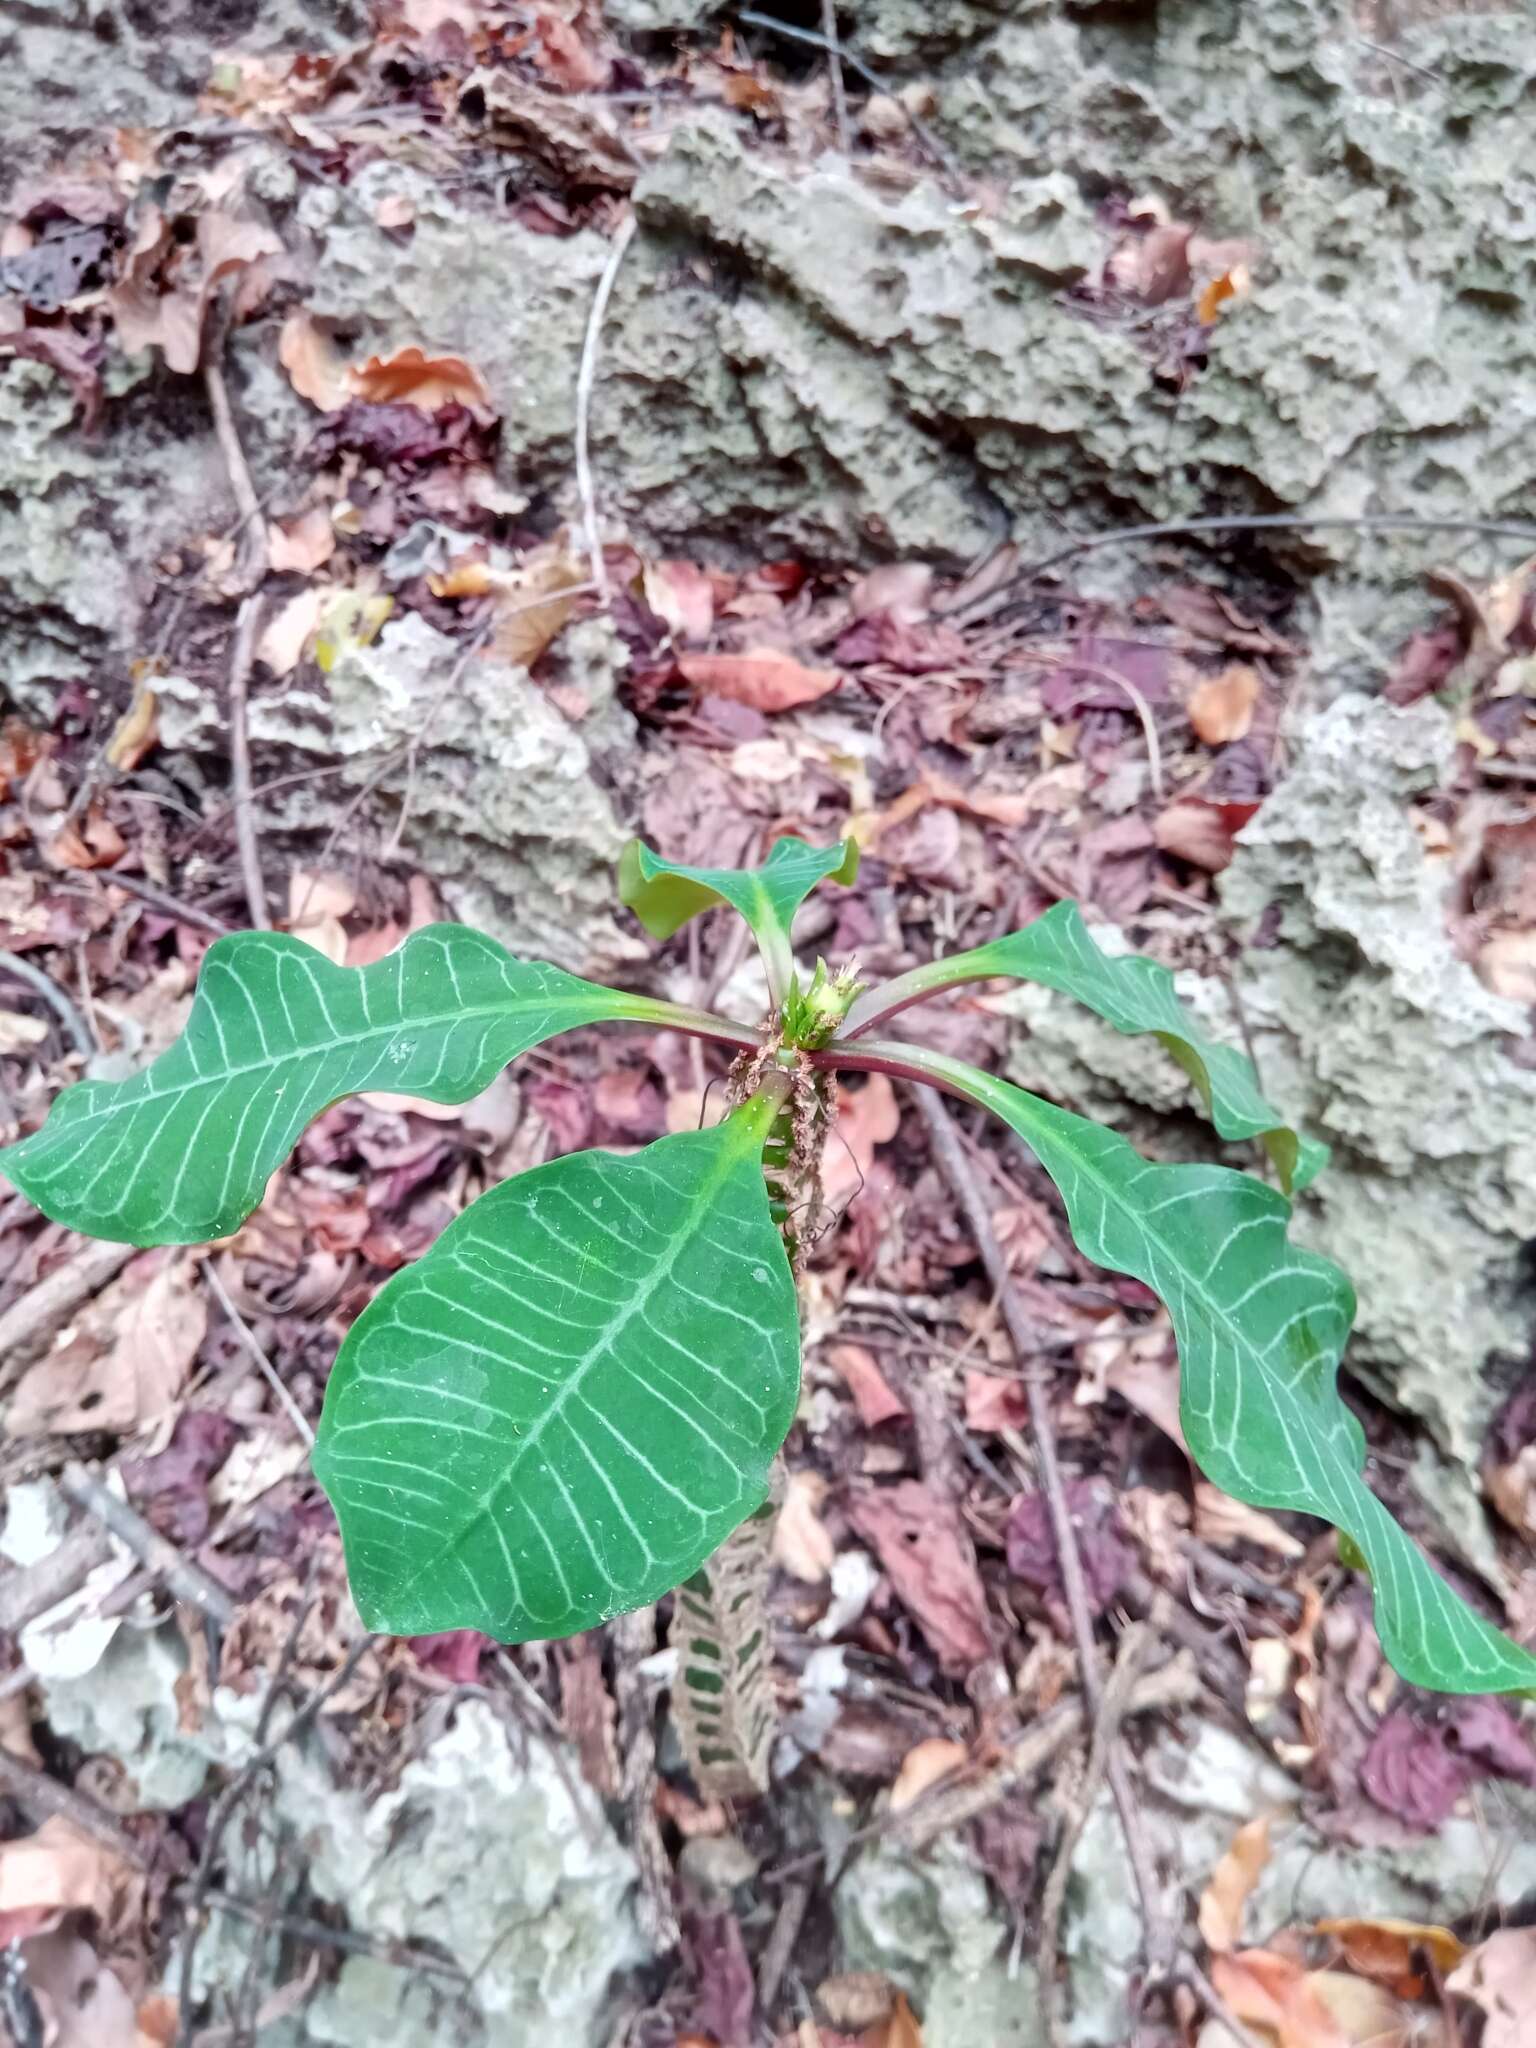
left=267, top=504, right=335, bottom=573
left=1361, top=1700, right=1536, bottom=1829
left=828, top=1342, right=909, bottom=1428
left=962, top=1370, right=1030, bottom=1433
left=846, top=1480, right=992, bottom=1673
left=1195, top=265, right=1251, bottom=324
left=1447, top=1927, right=1536, bottom=2047
left=1154, top=796, right=1262, bottom=871
left=643, top=559, right=714, bottom=641
left=1187, top=664, right=1261, bottom=744
left=408, top=1631, right=489, bottom=1683
left=1109, top=220, right=1193, bottom=305
left=685, top=1907, right=755, bottom=2048
left=850, top=562, right=934, bottom=623
left=278, top=311, right=351, bottom=409
left=1210, top=1950, right=1352, bottom=2048
left=0, top=1818, right=131, bottom=1945
left=676, top=648, right=841, bottom=713
left=1198, top=1816, right=1271, bottom=1954
left=1006, top=1480, right=1134, bottom=1618
left=593, top=1065, right=667, bottom=1139
left=47, top=806, right=126, bottom=870
left=825, top=1073, right=900, bottom=1205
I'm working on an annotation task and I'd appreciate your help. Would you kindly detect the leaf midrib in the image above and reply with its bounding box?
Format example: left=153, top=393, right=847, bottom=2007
left=389, top=1125, right=753, bottom=1607
left=27, top=994, right=619, bottom=1138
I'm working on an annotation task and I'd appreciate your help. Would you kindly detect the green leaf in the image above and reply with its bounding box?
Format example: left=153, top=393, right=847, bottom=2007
left=879, top=1040, right=1536, bottom=1696
left=313, top=1098, right=800, bottom=1641
left=1, top=926, right=740, bottom=1248
left=843, top=901, right=1325, bottom=1193
left=620, top=835, right=859, bottom=1003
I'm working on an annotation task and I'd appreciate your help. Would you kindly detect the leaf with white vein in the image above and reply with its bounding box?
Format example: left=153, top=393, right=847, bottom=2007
left=313, top=1095, right=800, bottom=1640
left=620, top=835, right=858, bottom=1002
left=843, top=901, right=1326, bottom=1192
left=879, top=1041, right=1536, bottom=1695
left=0, top=926, right=716, bottom=1247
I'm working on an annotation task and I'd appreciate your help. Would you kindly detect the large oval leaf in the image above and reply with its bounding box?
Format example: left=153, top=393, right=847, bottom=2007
left=620, top=835, right=858, bottom=1002
left=874, top=1040, right=1536, bottom=1695
left=0, top=926, right=736, bottom=1248
left=313, top=1097, right=800, bottom=1641
left=842, top=901, right=1325, bottom=1193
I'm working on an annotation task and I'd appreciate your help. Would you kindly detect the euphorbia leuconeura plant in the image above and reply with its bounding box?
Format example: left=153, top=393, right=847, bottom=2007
left=4, top=836, right=1532, bottom=1696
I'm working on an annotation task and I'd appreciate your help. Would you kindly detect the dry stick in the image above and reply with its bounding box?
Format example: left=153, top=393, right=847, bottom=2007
left=203, top=302, right=268, bottom=593
left=609, top=1605, right=681, bottom=1951
left=757, top=1877, right=813, bottom=2018
left=0, top=1743, right=146, bottom=1868
left=0, top=948, right=95, bottom=1058
left=738, top=11, right=958, bottom=179
left=227, top=593, right=271, bottom=930
left=176, top=1633, right=379, bottom=2048
left=0, top=1522, right=111, bottom=1634
left=58, top=1462, right=235, bottom=1629
left=204, top=1264, right=315, bottom=1447
left=0, top=1239, right=135, bottom=1391
left=106, top=871, right=232, bottom=938
left=204, top=1891, right=469, bottom=1985
left=952, top=512, right=1536, bottom=625
left=575, top=212, right=638, bottom=599
left=820, top=0, right=852, bottom=153
left=1063, top=660, right=1164, bottom=801
left=1038, top=1624, right=1152, bottom=2048
left=915, top=1094, right=1185, bottom=2017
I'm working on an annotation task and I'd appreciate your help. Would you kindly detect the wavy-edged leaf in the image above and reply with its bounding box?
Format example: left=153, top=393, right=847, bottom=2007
left=877, top=1040, right=1536, bottom=1695
left=1, top=926, right=744, bottom=1248
left=620, top=835, right=858, bottom=1002
left=843, top=901, right=1325, bottom=1193
left=314, top=1097, right=800, bottom=1641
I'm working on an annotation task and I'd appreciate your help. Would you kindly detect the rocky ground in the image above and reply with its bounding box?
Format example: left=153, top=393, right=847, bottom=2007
left=2, top=2, right=1536, bottom=2044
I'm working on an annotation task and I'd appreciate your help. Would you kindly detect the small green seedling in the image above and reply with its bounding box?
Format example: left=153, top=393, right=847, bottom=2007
left=4, top=838, right=1531, bottom=1700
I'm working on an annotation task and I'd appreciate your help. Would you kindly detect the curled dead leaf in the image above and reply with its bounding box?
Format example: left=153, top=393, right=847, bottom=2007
left=1197, top=1815, right=1271, bottom=1954
left=1155, top=796, right=1261, bottom=872
left=347, top=344, right=495, bottom=417
left=1316, top=1916, right=1464, bottom=2001
left=1187, top=664, right=1261, bottom=745
left=889, top=1737, right=968, bottom=1812
left=827, top=1342, right=909, bottom=1428
left=267, top=505, right=336, bottom=574
left=676, top=648, right=842, bottom=714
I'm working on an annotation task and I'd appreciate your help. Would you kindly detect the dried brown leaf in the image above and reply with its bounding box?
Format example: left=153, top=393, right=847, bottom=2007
left=1187, top=664, right=1261, bottom=745
left=828, top=1342, right=909, bottom=1428
left=1315, top=1916, right=1464, bottom=2000
left=1197, top=1815, right=1271, bottom=1953
left=888, top=1737, right=968, bottom=1812
left=676, top=648, right=842, bottom=714
left=267, top=505, right=336, bottom=573
left=346, top=343, right=495, bottom=417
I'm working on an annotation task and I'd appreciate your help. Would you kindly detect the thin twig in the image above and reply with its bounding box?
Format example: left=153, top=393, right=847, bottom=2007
left=1039, top=1624, right=1152, bottom=2048
left=205, top=1891, right=468, bottom=1984
left=0, top=1240, right=135, bottom=1391
left=952, top=512, right=1536, bottom=625
left=0, top=1744, right=146, bottom=1867
left=916, top=1092, right=1186, bottom=2005
left=575, top=212, right=638, bottom=598
left=820, top=0, right=852, bottom=152
left=0, top=949, right=95, bottom=1058
left=106, top=871, right=232, bottom=937
left=58, top=1463, right=235, bottom=1628
left=203, top=300, right=268, bottom=595
left=738, top=12, right=958, bottom=178
left=1061, top=659, right=1164, bottom=800
left=176, top=1634, right=379, bottom=2047
left=227, top=594, right=270, bottom=929
left=204, top=1265, right=315, bottom=1446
